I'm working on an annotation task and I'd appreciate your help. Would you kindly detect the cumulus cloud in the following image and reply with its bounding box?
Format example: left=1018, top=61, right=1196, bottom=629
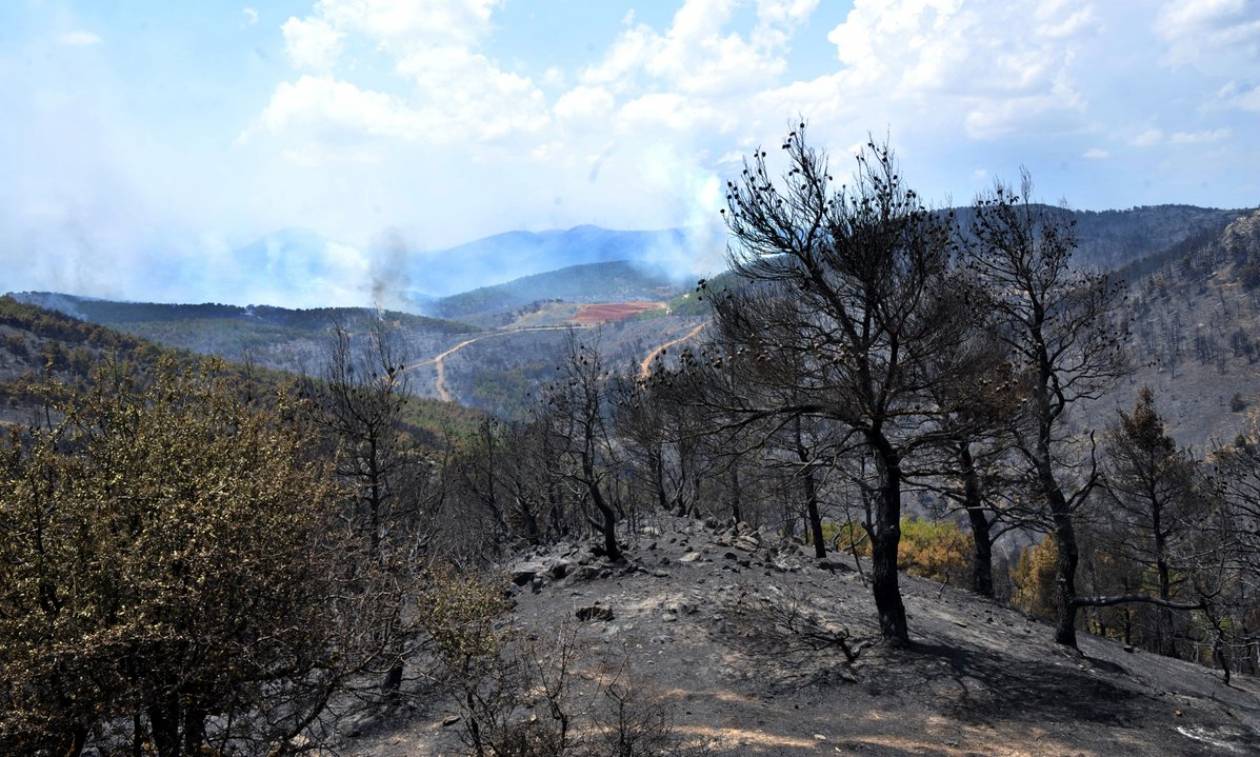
left=1156, top=0, right=1260, bottom=68
left=282, top=16, right=343, bottom=70
left=255, top=0, right=546, bottom=147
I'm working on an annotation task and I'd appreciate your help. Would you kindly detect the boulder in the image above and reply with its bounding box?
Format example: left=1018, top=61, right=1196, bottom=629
left=679, top=551, right=703, bottom=563
left=547, top=559, right=573, bottom=580
left=573, top=565, right=602, bottom=581
left=510, top=561, right=546, bottom=586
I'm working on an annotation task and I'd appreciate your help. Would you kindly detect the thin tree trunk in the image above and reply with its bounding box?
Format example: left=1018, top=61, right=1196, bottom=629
left=1153, top=510, right=1179, bottom=658
left=182, top=706, right=205, bottom=755
left=804, top=469, right=825, bottom=559
left=796, top=418, right=826, bottom=559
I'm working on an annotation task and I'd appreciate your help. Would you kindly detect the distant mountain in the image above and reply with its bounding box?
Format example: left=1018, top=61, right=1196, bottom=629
left=212, top=225, right=706, bottom=309
left=222, top=211, right=1235, bottom=311
left=434, top=261, right=682, bottom=319
left=407, top=225, right=700, bottom=300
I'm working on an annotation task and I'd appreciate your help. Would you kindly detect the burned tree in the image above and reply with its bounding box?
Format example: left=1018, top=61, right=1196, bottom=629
left=546, top=331, right=622, bottom=562
left=303, top=320, right=438, bottom=698
left=700, top=128, right=976, bottom=644
left=1097, top=388, right=1200, bottom=657
left=967, top=175, right=1128, bottom=647
left=913, top=322, right=1024, bottom=598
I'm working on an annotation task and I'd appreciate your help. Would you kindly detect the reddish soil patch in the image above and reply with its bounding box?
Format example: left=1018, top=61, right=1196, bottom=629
left=572, top=301, right=664, bottom=323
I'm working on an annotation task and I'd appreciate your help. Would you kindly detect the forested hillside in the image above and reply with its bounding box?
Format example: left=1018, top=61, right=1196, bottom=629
left=9, top=292, right=478, bottom=381
left=0, top=295, right=481, bottom=440
left=1100, top=208, right=1260, bottom=447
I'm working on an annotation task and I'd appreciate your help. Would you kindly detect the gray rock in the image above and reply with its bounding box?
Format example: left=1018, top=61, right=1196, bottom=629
left=547, top=559, right=573, bottom=580
left=510, top=561, right=546, bottom=586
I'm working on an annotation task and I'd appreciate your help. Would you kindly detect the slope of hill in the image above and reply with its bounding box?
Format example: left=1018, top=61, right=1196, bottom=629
left=9, top=292, right=478, bottom=380
left=434, top=261, right=682, bottom=319
left=1100, top=207, right=1260, bottom=448
left=951, top=204, right=1243, bottom=272
left=355, top=514, right=1259, bottom=755
left=0, top=296, right=482, bottom=440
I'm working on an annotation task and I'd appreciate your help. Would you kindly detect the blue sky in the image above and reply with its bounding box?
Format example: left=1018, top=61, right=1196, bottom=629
left=2, top=0, right=1259, bottom=306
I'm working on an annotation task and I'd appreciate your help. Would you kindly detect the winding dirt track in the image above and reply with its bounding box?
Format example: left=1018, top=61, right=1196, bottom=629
left=638, top=322, right=706, bottom=379
left=405, top=326, right=575, bottom=403
left=408, top=319, right=708, bottom=404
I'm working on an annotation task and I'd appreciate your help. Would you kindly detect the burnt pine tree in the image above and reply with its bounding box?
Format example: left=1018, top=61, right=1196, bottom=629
left=304, top=320, right=434, bottom=698
left=547, top=331, right=622, bottom=562
left=706, top=128, right=976, bottom=644
left=914, top=322, right=1023, bottom=598
left=1100, top=388, right=1202, bottom=658
left=967, top=175, right=1128, bottom=647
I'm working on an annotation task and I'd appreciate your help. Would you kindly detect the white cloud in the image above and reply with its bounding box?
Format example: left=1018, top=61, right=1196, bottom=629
left=250, top=75, right=426, bottom=146
left=581, top=0, right=815, bottom=98
left=258, top=0, right=546, bottom=151
left=59, top=31, right=102, bottom=47
left=814, top=0, right=1095, bottom=140
left=243, top=7, right=259, bottom=26
left=1170, top=127, right=1232, bottom=143
left=1218, top=80, right=1260, bottom=111
left=1132, top=126, right=1232, bottom=146
left=227, top=0, right=1260, bottom=276
left=554, top=85, right=615, bottom=123
left=1156, top=0, right=1260, bottom=67
left=282, top=16, right=343, bottom=70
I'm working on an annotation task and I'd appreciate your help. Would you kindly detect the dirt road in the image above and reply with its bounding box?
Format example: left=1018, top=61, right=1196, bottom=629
left=639, top=322, right=706, bottom=378
left=405, top=325, right=575, bottom=403
left=409, top=318, right=707, bottom=404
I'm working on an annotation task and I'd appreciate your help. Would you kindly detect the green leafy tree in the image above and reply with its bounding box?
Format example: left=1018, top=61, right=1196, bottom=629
left=0, top=359, right=400, bottom=755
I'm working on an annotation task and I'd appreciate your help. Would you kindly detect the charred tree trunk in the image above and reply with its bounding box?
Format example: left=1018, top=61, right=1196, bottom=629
left=796, top=419, right=826, bottom=559
left=148, top=696, right=181, bottom=757
left=1046, top=481, right=1081, bottom=648
left=584, top=447, right=621, bottom=562
left=1152, top=508, right=1179, bottom=658
left=181, top=706, right=205, bottom=756
left=652, top=450, right=668, bottom=511
left=870, top=435, right=909, bottom=644
left=959, top=444, right=994, bottom=597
